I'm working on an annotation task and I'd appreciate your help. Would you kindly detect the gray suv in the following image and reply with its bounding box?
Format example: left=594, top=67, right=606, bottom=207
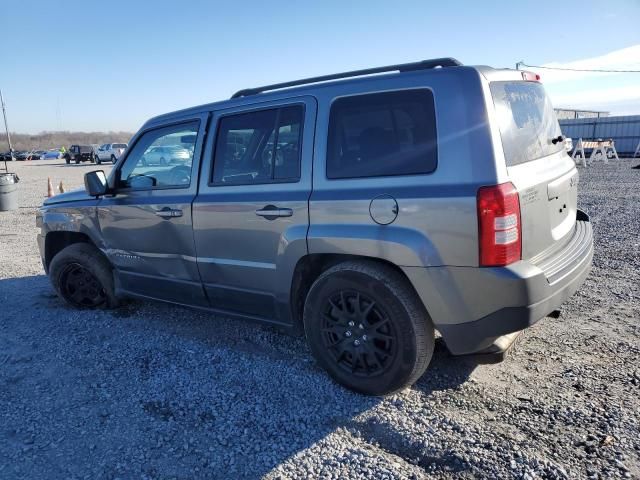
left=36, top=58, right=593, bottom=395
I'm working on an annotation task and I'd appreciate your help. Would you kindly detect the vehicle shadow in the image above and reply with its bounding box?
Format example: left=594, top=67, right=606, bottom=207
left=0, top=274, right=478, bottom=479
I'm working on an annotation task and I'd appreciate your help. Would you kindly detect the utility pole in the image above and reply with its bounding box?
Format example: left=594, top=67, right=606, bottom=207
left=0, top=88, right=13, bottom=172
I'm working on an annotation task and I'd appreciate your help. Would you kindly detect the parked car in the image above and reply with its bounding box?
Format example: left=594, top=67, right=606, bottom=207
left=95, top=143, right=128, bottom=165
left=64, top=145, right=96, bottom=164
left=14, top=150, right=30, bottom=161
left=140, top=145, right=190, bottom=166
left=43, top=149, right=63, bottom=160
left=37, top=58, right=593, bottom=395
left=0, top=150, right=15, bottom=161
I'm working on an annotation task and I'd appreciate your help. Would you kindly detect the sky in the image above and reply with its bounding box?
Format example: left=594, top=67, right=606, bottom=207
left=1, top=0, right=639, bottom=134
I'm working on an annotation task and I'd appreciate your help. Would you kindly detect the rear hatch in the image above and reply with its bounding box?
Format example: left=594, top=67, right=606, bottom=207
left=489, top=79, right=578, bottom=261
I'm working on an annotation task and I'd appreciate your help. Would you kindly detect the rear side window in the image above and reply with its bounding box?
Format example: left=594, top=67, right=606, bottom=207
left=327, top=90, right=437, bottom=179
left=212, top=106, right=303, bottom=185
left=490, top=81, right=563, bottom=166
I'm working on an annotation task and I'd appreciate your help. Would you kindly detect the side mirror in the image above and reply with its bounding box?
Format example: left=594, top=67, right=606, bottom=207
left=84, top=170, right=108, bottom=196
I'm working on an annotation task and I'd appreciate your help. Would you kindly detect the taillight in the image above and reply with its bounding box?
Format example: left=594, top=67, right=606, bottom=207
left=477, top=182, right=521, bottom=267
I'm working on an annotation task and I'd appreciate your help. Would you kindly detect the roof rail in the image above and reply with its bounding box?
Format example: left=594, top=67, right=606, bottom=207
left=231, top=57, right=462, bottom=99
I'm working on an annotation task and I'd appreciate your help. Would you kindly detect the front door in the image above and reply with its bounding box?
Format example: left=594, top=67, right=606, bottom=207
left=98, top=115, right=208, bottom=306
left=193, top=98, right=316, bottom=324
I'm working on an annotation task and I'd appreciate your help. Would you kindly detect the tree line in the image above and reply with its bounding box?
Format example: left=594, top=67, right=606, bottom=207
left=3, top=131, right=134, bottom=151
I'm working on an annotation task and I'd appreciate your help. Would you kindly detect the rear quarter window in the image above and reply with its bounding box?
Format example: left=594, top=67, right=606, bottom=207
left=490, top=81, right=563, bottom=166
left=327, top=89, right=437, bottom=179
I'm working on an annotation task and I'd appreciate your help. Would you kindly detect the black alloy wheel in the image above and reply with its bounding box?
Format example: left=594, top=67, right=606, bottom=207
left=321, top=290, right=397, bottom=377
left=58, top=262, right=107, bottom=308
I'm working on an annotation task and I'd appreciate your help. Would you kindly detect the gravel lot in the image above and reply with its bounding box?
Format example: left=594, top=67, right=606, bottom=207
left=1, top=158, right=639, bottom=479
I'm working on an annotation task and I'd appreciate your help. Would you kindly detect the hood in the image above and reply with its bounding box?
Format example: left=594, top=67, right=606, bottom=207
left=43, top=188, right=94, bottom=205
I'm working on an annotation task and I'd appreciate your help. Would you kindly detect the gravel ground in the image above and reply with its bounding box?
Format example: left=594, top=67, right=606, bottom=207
left=0, top=158, right=639, bottom=479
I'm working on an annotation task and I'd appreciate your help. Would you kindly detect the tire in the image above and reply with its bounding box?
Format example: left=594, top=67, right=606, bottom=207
left=75, top=158, right=80, bottom=164
left=111, top=155, right=117, bottom=164
left=96, top=156, right=101, bottom=165
left=49, top=243, right=119, bottom=309
left=303, top=260, right=434, bottom=396
left=65, top=156, right=70, bottom=164
left=159, top=157, right=167, bottom=166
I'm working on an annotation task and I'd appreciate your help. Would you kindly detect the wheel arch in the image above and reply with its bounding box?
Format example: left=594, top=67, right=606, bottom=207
left=44, top=231, right=98, bottom=271
left=289, top=254, right=428, bottom=332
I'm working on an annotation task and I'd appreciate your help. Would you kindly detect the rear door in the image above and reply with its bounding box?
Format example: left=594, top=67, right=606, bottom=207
left=489, top=79, right=578, bottom=259
left=193, top=97, right=316, bottom=322
left=98, top=115, right=208, bottom=305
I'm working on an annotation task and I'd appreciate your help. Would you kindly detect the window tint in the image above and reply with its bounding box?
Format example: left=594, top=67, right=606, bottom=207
left=117, top=121, right=199, bottom=189
left=112, top=143, right=127, bottom=149
left=327, top=90, right=437, bottom=179
left=490, top=81, right=563, bottom=166
left=212, top=106, right=303, bottom=185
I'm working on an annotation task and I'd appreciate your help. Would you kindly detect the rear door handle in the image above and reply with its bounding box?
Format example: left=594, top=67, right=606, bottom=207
left=255, top=206, right=293, bottom=218
left=155, top=208, right=183, bottom=218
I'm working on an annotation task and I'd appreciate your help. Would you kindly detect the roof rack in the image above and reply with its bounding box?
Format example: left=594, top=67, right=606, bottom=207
left=231, top=57, right=462, bottom=99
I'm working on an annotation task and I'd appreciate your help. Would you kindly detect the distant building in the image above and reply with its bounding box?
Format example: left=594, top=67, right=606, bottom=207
left=559, top=114, right=640, bottom=156
left=554, top=108, right=609, bottom=120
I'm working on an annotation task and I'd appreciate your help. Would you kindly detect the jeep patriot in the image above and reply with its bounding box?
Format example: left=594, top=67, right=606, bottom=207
left=36, top=58, right=593, bottom=395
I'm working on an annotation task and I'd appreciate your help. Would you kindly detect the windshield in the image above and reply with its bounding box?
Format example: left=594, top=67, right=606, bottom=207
left=490, top=81, right=563, bottom=166
left=112, top=143, right=127, bottom=148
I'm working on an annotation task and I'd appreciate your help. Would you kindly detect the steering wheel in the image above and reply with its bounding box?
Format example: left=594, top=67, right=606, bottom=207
left=169, top=165, right=191, bottom=185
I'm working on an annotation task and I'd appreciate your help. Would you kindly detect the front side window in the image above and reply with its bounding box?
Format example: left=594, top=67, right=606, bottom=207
left=327, top=90, right=437, bottom=179
left=117, top=121, right=199, bottom=189
left=212, top=106, right=303, bottom=185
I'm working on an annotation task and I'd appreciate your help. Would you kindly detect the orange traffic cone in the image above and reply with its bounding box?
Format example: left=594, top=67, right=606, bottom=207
left=58, top=180, right=65, bottom=194
left=47, top=177, right=54, bottom=197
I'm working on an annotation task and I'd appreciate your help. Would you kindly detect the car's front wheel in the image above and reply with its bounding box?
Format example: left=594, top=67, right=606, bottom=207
left=303, top=260, right=434, bottom=396
left=49, top=243, right=119, bottom=309
left=111, top=155, right=117, bottom=164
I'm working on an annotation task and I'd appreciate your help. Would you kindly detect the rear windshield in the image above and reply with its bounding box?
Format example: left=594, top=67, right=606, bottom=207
left=79, top=146, right=93, bottom=153
left=490, top=81, right=563, bottom=166
left=112, top=143, right=127, bottom=148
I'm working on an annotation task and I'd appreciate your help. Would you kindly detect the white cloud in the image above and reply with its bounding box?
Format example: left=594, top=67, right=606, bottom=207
left=523, top=45, right=640, bottom=114
left=525, top=44, right=640, bottom=83
left=551, top=85, right=640, bottom=108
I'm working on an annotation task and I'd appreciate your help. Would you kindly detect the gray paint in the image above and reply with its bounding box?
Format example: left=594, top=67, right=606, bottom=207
left=36, top=63, right=593, bottom=355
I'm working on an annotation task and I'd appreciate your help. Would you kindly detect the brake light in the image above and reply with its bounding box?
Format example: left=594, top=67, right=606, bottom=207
left=477, top=182, right=521, bottom=267
left=521, top=71, right=540, bottom=82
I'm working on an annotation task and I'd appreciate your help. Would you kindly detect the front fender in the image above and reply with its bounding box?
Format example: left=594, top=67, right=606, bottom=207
left=38, top=203, right=105, bottom=262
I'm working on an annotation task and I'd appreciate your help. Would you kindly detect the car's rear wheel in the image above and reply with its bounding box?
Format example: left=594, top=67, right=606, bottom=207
left=65, top=156, right=70, bottom=164
left=303, top=260, right=434, bottom=396
left=159, top=157, right=167, bottom=166
left=49, top=243, right=119, bottom=309
left=96, top=156, right=101, bottom=165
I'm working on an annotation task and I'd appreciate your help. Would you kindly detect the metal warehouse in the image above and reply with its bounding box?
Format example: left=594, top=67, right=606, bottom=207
left=559, top=115, right=640, bottom=156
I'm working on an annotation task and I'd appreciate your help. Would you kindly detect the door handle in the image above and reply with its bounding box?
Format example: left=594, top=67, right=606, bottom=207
left=255, top=206, right=293, bottom=218
left=155, top=208, right=183, bottom=218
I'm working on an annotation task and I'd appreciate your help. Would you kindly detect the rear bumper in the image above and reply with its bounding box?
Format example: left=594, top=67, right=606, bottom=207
left=403, top=210, right=593, bottom=355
